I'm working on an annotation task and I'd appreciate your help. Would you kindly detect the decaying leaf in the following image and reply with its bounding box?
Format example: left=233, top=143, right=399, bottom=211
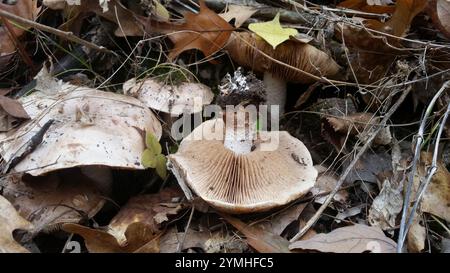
left=204, top=232, right=248, bottom=253
left=220, top=213, right=291, bottom=253
left=338, top=0, right=395, bottom=14
left=338, top=0, right=427, bottom=84
left=289, top=224, right=397, bottom=253
left=0, top=195, right=33, bottom=253
left=219, top=4, right=257, bottom=28
left=407, top=218, right=426, bottom=253
left=63, top=222, right=160, bottom=253
left=1, top=171, right=105, bottom=234
left=311, top=165, right=349, bottom=204
left=108, top=187, right=184, bottom=245
left=159, top=226, right=211, bottom=253
left=344, top=149, right=392, bottom=184
left=326, top=112, right=392, bottom=146
left=0, top=0, right=40, bottom=54
left=0, top=95, right=30, bottom=132
left=414, top=152, right=450, bottom=222
left=368, top=178, right=403, bottom=230
left=429, top=0, right=450, bottom=39
left=62, top=187, right=183, bottom=252
left=150, top=0, right=234, bottom=60
left=257, top=203, right=308, bottom=236
left=248, top=13, right=298, bottom=49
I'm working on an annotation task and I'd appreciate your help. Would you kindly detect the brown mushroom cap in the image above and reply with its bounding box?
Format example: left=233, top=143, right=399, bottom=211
left=225, top=32, right=341, bottom=83
left=168, top=118, right=318, bottom=213
left=123, top=78, right=214, bottom=116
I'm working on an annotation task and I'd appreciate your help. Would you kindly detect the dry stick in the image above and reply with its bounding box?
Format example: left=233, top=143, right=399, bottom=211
left=0, top=9, right=110, bottom=53
left=290, top=86, right=411, bottom=242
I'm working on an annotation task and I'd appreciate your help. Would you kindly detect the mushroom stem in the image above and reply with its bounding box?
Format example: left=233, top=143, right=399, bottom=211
left=263, top=72, right=287, bottom=115
left=223, top=109, right=256, bottom=155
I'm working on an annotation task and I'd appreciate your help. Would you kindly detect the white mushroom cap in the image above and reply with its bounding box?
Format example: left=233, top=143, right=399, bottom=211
left=0, top=85, right=162, bottom=176
left=123, top=78, right=214, bottom=116
left=168, top=119, right=318, bottom=214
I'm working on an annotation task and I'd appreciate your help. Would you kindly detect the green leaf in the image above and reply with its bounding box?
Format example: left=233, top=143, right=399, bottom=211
left=248, top=12, right=298, bottom=49
left=142, top=149, right=157, bottom=168
left=145, top=132, right=162, bottom=155
left=155, top=154, right=167, bottom=179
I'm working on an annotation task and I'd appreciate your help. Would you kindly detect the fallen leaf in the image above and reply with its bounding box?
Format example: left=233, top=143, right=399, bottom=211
left=441, top=238, right=450, bottom=253
left=335, top=205, right=363, bottom=223
left=204, top=232, right=248, bottom=253
left=289, top=224, right=397, bottom=253
left=219, top=4, right=257, bottom=28
left=311, top=166, right=349, bottom=204
left=248, top=12, right=298, bottom=49
left=407, top=218, right=425, bottom=253
left=0, top=0, right=40, bottom=54
left=414, top=152, right=450, bottom=222
left=429, top=0, right=450, bottom=39
left=0, top=95, right=30, bottom=132
left=338, top=0, right=396, bottom=14
left=1, top=171, right=105, bottom=234
left=368, top=178, right=403, bottom=230
left=159, top=226, right=211, bottom=253
left=150, top=0, right=234, bottom=60
left=220, top=213, right=291, bottom=253
left=63, top=222, right=160, bottom=253
left=107, top=187, right=184, bottom=245
left=0, top=195, right=33, bottom=253
left=257, top=203, right=308, bottom=236
left=344, top=149, right=392, bottom=184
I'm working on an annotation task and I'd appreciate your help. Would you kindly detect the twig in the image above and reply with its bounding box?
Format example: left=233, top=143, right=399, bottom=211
left=290, top=86, right=411, bottom=242
left=177, top=204, right=195, bottom=253
left=2, top=119, right=55, bottom=174
left=397, top=81, right=450, bottom=252
left=0, top=9, right=111, bottom=54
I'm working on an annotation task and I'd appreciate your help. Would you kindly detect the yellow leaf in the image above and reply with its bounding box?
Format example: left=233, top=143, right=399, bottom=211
left=142, top=149, right=157, bottom=168
left=153, top=0, right=170, bottom=21
left=145, top=132, right=162, bottom=155
left=248, top=12, right=298, bottom=49
left=155, top=154, right=167, bottom=179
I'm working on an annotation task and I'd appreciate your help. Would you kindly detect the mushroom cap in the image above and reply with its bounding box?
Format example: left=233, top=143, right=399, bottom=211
left=168, top=119, right=318, bottom=213
left=0, top=85, right=162, bottom=176
left=123, top=78, right=214, bottom=116
left=225, top=32, right=341, bottom=83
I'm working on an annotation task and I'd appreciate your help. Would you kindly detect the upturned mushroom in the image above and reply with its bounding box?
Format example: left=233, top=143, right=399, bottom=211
left=168, top=71, right=317, bottom=213
left=225, top=32, right=341, bottom=114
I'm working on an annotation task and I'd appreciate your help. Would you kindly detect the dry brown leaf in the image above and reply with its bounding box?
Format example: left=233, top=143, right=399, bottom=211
left=415, top=152, right=450, bottom=222
left=311, top=168, right=349, bottom=204
left=0, top=195, right=33, bottom=253
left=1, top=171, right=105, bottom=234
left=63, top=222, right=160, bottom=253
left=338, top=0, right=395, bottom=14
left=338, top=0, right=427, bottom=84
left=220, top=213, right=291, bottom=253
left=257, top=203, right=308, bottom=236
left=108, top=187, right=184, bottom=245
left=0, top=0, right=40, bottom=54
left=0, top=95, right=30, bottom=132
left=368, top=178, right=403, bottom=230
left=429, top=0, right=450, bottom=39
left=219, top=4, right=257, bottom=28
left=407, top=218, right=426, bottom=253
left=150, top=0, right=234, bottom=60
left=159, top=226, right=211, bottom=253
left=289, top=224, right=397, bottom=253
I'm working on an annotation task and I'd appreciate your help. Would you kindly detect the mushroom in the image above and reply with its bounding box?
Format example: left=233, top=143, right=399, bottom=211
left=168, top=116, right=318, bottom=214
left=0, top=83, right=162, bottom=177
left=225, top=32, right=341, bottom=114
left=123, top=77, right=214, bottom=120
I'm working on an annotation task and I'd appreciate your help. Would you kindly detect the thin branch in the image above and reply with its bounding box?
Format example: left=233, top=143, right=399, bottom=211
left=0, top=9, right=111, bottom=54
